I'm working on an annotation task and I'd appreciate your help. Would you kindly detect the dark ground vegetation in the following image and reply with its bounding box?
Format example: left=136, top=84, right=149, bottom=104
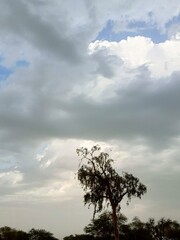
left=64, top=211, right=180, bottom=240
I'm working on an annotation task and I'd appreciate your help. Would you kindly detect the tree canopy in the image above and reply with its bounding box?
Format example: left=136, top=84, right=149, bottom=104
left=0, top=227, right=58, bottom=240
left=64, top=213, right=180, bottom=240
left=84, top=211, right=127, bottom=240
left=28, top=228, right=58, bottom=240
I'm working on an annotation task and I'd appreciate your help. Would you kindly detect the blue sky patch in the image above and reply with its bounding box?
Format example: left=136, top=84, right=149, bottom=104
left=15, top=60, right=30, bottom=68
left=0, top=59, right=30, bottom=83
left=96, top=19, right=168, bottom=43
left=0, top=65, right=13, bottom=81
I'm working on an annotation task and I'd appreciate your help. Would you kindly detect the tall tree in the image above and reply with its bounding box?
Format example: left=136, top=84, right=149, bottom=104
left=77, top=145, right=147, bottom=240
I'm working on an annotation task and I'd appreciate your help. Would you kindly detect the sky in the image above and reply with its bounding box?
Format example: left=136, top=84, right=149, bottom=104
left=0, top=0, right=180, bottom=239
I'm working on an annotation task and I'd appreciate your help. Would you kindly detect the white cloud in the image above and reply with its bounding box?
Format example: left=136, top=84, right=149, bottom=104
left=89, top=36, right=180, bottom=78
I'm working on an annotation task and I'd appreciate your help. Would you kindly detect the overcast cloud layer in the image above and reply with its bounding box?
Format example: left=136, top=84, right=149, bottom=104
left=0, top=0, right=180, bottom=238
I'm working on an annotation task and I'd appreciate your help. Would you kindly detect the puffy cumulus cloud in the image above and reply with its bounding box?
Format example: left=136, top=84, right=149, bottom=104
left=89, top=36, right=180, bottom=77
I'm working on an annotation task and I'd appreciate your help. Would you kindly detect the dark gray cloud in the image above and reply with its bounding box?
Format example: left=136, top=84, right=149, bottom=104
left=0, top=0, right=81, bottom=63
left=0, top=61, right=180, bottom=163
left=63, top=71, right=180, bottom=146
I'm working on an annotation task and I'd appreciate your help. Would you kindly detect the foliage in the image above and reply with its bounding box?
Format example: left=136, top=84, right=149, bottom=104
left=84, top=211, right=114, bottom=239
left=84, top=211, right=127, bottom=240
left=77, top=145, right=147, bottom=214
left=0, top=227, right=58, bottom=240
left=0, top=226, right=28, bottom=240
left=129, top=217, right=152, bottom=240
left=28, top=228, right=58, bottom=240
left=155, top=218, right=180, bottom=240
left=0, top=217, right=179, bottom=240
left=77, top=145, right=147, bottom=240
left=82, top=213, right=180, bottom=240
left=128, top=217, right=180, bottom=240
left=63, top=234, right=94, bottom=240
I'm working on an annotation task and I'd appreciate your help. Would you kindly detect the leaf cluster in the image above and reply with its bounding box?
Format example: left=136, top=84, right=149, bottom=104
left=77, top=145, right=147, bottom=217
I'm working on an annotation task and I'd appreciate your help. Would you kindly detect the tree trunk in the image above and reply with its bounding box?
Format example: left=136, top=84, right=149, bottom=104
left=112, top=205, right=120, bottom=240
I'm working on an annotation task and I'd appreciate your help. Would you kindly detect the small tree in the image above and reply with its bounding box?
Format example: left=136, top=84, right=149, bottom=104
left=84, top=211, right=127, bottom=240
left=28, top=228, right=58, bottom=240
left=77, top=145, right=147, bottom=240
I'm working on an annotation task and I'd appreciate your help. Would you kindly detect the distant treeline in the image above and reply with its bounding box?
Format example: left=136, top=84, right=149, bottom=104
left=1, top=212, right=180, bottom=240
left=64, top=211, right=180, bottom=240
left=0, top=227, right=58, bottom=240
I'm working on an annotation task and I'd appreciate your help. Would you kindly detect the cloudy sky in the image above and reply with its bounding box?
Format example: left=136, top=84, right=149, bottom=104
left=0, top=0, right=180, bottom=238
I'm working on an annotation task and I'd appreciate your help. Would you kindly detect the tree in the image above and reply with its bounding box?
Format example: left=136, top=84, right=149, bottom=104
left=155, top=218, right=180, bottom=240
left=63, top=234, right=94, bottom=240
left=16, top=230, right=29, bottom=240
left=84, top=211, right=114, bottom=239
left=77, top=145, right=147, bottom=240
left=28, top=228, right=58, bottom=240
left=129, top=217, right=152, bottom=240
left=0, top=226, right=17, bottom=240
left=0, top=227, right=28, bottom=240
left=145, top=218, right=157, bottom=240
left=84, top=211, right=127, bottom=240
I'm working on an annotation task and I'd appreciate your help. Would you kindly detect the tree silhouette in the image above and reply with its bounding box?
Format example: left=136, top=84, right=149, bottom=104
left=0, top=227, right=28, bottom=240
left=155, top=218, right=180, bottom=240
left=84, top=211, right=128, bottom=240
left=28, top=228, right=58, bottom=240
left=63, top=234, right=94, bottom=240
left=77, top=145, right=147, bottom=240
